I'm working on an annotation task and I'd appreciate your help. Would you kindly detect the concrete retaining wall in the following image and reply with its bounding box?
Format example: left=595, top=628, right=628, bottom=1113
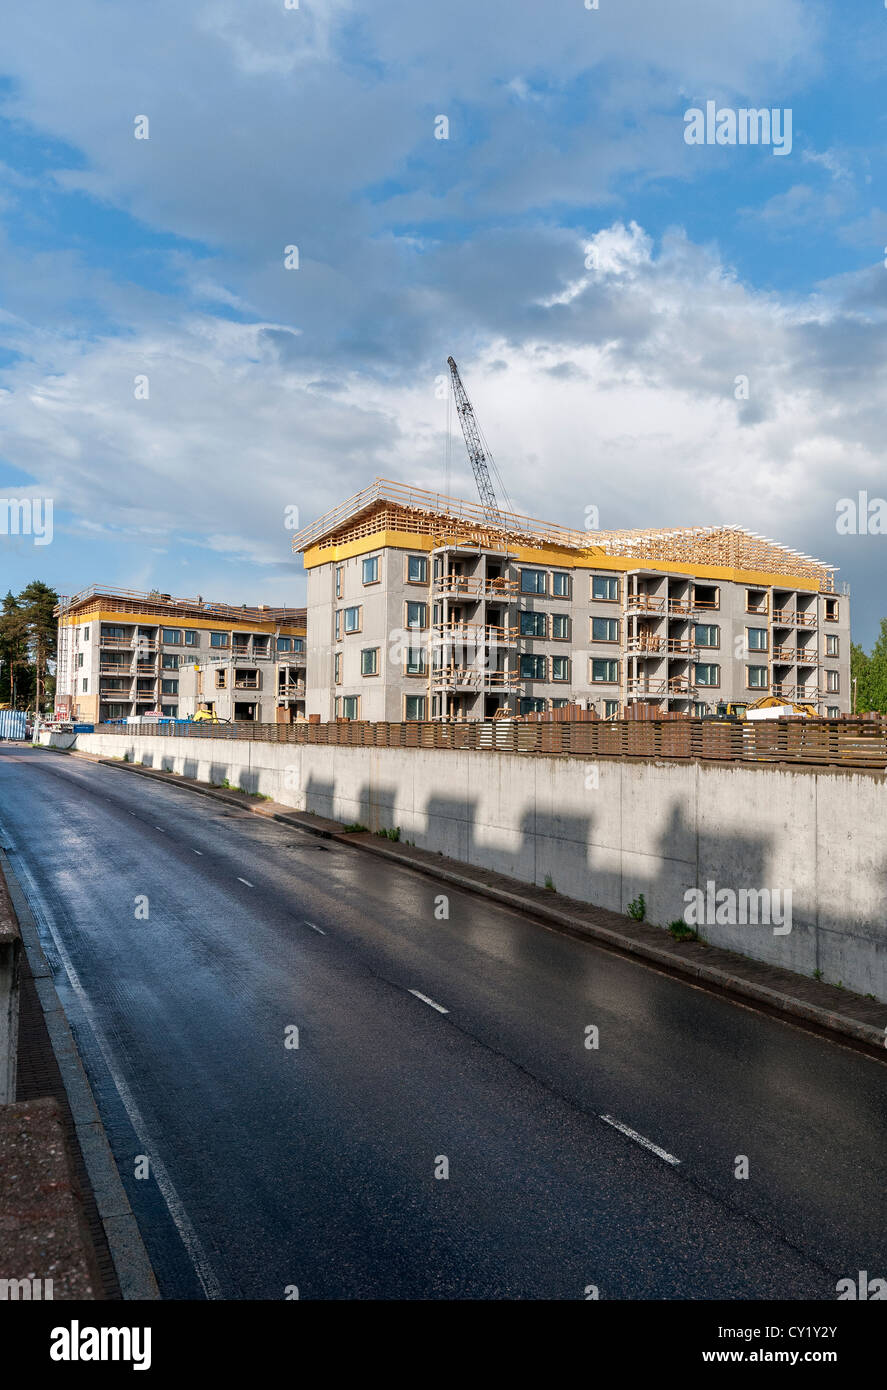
left=62, top=731, right=887, bottom=1002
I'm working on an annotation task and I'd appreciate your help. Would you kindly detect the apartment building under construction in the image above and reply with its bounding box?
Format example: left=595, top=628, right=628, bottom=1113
left=292, top=479, right=850, bottom=721
left=55, top=586, right=306, bottom=724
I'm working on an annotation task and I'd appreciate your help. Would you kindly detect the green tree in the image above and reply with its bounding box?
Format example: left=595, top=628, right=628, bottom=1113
left=20, top=579, right=58, bottom=713
left=851, top=619, right=887, bottom=714
left=0, top=591, right=28, bottom=707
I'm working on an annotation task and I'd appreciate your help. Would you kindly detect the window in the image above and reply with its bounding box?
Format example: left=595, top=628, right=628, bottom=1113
left=591, top=659, right=619, bottom=683
left=693, top=702, right=708, bottom=717
left=695, top=663, right=720, bottom=687
left=184, top=630, right=199, bottom=647
left=405, top=601, right=427, bottom=629
left=334, top=610, right=341, bottom=640
left=604, top=700, right=620, bottom=718
left=360, top=647, right=379, bottom=676
left=334, top=653, right=342, bottom=684
left=77, top=652, right=84, bottom=668
left=82, top=678, right=88, bottom=692
left=210, top=631, right=229, bottom=648
left=825, top=634, right=839, bottom=656
left=407, top=555, right=428, bottom=583
left=551, top=656, right=570, bottom=682
left=591, top=617, right=619, bottom=643
left=161, top=628, right=182, bottom=645
left=83, top=627, right=90, bottom=640
left=827, top=706, right=841, bottom=718
left=216, top=670, right=227, bottom=689
left=694, top=624, right=719, bottom=648
left=519, top=611, right=547, bottom=637
left=520, top=654, right=547, bottom=680
left=344, top=606, right=362, bottom=634
left=746, top=589, right=768, bottom=614
left=102, top=625, right=125, bottom=641
left=517, top=653, right=544, bottom=681
left=405, top=647, right=427, bottom=675
left=825, top=598, right=839, bottom=622
left=747, top=666, right=768, bottom=689
left=338, top=696, right=359, bottom=720
left=551, top=614, right=570, bottom=640
left=693, top=585, right=719, bottom=609
left=826, top=670, right=840, bottom=693
left=747, top=628, right=768, bottom=651
left=519, top=697, right=546, bottom=715
left=161, top=706, right=178, bottom=718
left=277, top=637, right=292, bottom=652
left=551, top=698, right=570, bottom=709
left=592, top=576, right=618, bottom=601
left=520, top=569, right=547, bottom=595
left=161, top=679, right=178, bottom=695
left=362, top=556, right=379, bottom=585
left=292, top=638, right=304, bottom=653
left=404, top=695, right=427, bottom=721
left=162, top=654, right=180, bottom=670
left=552, top=573, right=570, bottom=597
left=335, top=566, right=343, bottom=599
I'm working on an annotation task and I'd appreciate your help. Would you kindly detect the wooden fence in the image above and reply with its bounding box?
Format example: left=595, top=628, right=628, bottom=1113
left=91, top=717, right=887, bottom=770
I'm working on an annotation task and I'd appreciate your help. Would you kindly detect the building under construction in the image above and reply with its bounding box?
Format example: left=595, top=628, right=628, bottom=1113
left=54, top=586, right=306, bottom=724
left=292, top=478, right=850, bottom=721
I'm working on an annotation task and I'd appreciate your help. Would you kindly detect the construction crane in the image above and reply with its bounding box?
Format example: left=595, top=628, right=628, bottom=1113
left=447, top=355, right=506, bottom=526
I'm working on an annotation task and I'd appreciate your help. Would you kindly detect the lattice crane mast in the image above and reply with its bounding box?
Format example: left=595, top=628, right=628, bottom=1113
left=447, top=355, right=503, bottom=526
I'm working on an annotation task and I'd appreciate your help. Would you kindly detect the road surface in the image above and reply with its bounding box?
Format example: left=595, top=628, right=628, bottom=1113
left=1, top=744, right=885, bottom=1299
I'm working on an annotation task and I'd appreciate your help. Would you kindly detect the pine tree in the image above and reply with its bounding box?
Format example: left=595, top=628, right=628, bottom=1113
left=20, top=580, right=58, bottom=713
left=0, top=591, right=28, bottom=707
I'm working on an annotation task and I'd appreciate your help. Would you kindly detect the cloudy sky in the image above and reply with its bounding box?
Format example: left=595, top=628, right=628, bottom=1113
left=1, top=0, right=885, bottom=642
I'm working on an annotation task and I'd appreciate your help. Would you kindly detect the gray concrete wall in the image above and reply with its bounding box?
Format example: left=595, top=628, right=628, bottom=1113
left=63, top=731, right=887, bottom=1002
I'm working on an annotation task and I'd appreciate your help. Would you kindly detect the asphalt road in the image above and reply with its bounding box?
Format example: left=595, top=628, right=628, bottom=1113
left=2, top=744, right=885, bottom=1300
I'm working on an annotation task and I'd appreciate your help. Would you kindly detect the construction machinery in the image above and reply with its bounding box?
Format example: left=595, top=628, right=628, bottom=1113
left=447, top=356, right=509, bottom=525
left=193, top=705, right=229, bottom=724
left=744, top=694, right=817, bottom=720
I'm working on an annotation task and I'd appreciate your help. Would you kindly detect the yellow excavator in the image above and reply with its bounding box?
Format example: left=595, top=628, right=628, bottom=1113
left=742, top=693, right=817, bottom=719
left=707, top=695, right=817, bottom=722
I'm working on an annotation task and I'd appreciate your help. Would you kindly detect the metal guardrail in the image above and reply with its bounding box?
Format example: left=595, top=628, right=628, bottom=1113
left=89, top=716, right=887, bottom=769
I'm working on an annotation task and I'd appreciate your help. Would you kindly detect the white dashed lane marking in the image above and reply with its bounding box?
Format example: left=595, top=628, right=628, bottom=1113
left=408, top=989, right=449, bottom=1015
left=599, top=1114, right=680, bottom=1165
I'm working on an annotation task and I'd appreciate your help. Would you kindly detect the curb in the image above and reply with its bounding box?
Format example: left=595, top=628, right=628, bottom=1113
left=0, top=846, right=160, bottom=1300
left=50, top=746, right=887, bottom=1056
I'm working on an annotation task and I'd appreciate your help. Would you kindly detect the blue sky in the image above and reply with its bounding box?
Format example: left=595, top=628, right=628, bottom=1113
left=0, top=0, right=885, bottom=643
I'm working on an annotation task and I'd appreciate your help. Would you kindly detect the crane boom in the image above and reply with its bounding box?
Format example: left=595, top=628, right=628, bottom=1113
left=447, top=356, right=502, bottom=525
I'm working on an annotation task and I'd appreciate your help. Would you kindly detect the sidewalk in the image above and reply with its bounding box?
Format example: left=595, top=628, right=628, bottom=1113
left=1, top=844, right=158, bottom=1300
left=77, top=749, right=887, bottom=1054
